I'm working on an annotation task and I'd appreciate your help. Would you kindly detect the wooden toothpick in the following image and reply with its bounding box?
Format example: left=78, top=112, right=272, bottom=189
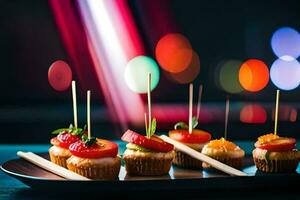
left=72, top=81, right=78, bottom=128
left=224, top=96, right=230, bottom=140
left=147, top=73, right=152, bottom=135
left=144, top=113, right=148, bottom=135
left=188, top=83, right=193, bottom=134
left=196, top=84, right=203, bottom=120
left=87, top=90, right=91, bottom=139
left=274, top=90, right=280, bottom=136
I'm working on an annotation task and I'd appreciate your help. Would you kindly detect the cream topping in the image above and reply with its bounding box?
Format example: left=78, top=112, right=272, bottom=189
left=201, top=145, right=245, bottom=158
left=123, top=149, right=175, bottom=159
left=67, top=155, right=120, bottom=167
left=49, top=145, right=72, bottom=157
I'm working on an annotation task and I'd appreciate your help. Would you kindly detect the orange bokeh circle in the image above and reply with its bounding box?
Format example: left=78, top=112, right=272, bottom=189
left=169, top=51, right=200, bottom=84
left=239, top=59, right=269, bottom=92
left=155, top=33, right=193, bottom=73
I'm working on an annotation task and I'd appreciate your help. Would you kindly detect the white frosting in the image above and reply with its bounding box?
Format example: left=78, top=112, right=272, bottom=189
left=201, top=145, right=245, bottom=158
left=67, top=155, right=120, bottom=167
left=123, top=149, right=174, bottom=159
left=49, top=145, right=72, bottom=157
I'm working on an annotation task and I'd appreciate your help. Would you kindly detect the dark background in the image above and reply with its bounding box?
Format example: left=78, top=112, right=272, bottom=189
left=1, top=0, right=300, bottom=143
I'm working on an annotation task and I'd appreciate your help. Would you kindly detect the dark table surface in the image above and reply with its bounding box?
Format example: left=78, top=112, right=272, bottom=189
left=1, top=142, right=300, bottom=200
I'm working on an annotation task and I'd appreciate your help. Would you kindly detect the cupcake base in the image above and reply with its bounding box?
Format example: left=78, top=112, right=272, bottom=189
left=124, top=156, right=173, bottom=176
left=202, top=156, right=243, bottom=169
left=173, top=150, right=202, bottom=169
left=49, top=153, right=69, bottom=168
left=253, top=158, right=299, bottom=173
left=123, top=149, right=174, bottom=176
left=67, top=156, right=121, bottom=180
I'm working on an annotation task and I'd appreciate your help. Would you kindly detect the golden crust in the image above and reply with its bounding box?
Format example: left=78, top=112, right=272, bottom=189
left=253, top=148, right=300, bottom=160
left=49, top=146, right=72, bottom=168
left=173, top=149, right=202, bottom=169
left=123, top=149, right=174, bottom=176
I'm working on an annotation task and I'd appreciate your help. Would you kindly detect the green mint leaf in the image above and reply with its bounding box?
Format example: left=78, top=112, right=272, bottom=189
left=150, top=118, right=156, bottom=136
left=81, top=135, right=97, bottom=147
left=69, top=124, right=74, bottom=129
left=192, top=116, right=198, bottom=129
left=70, top=128, right=83, bottom=135
left=174, top=122, right=188, bottom=130
left=51, top=128, right=69, bottom=134
left=81, top=134, right=88, bottom=142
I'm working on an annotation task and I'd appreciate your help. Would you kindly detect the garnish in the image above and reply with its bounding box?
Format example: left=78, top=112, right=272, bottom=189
left=51, top=124, right=86, bottom=136
left=81, top=134, right=97, bottom=147
left=122, top=129, right=174, bottom=152
left=257, top=133, right=279, bottom=144
left=174, top=116, right=198, bottom=130
left=69, top=139, right=118, bottom=158
left=207, top=138, right=238, bottom=151
left=169, top=129, right=211, bottom=143
left=146, top=118, right=156, bottom=139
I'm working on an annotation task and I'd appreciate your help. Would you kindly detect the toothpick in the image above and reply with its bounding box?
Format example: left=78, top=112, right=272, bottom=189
left=196, top=84, right=203, bottom=120
left=87, top=90, right=91, bottom=139
left=224, top=96, right=230, bottom=140
left=188, top=83, right=193, bottom=134
left=147, top=73, right=152, bottom=135
left=274, top=90, right=280, bottom=136
left=72, top=81, right=78, bottom=128
left=144, top=113, right=148, bottom=135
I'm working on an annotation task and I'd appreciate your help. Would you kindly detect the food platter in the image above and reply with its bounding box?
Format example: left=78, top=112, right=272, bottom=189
left=1, top=153, right=300, bottom=192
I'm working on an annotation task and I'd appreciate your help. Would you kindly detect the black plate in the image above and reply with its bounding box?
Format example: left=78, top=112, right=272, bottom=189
left=1, top=153, right=300, bottom=191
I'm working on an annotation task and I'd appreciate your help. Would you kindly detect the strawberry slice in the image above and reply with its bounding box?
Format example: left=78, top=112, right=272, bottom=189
left=255, top=137, right=296, bottom=151
left=69, top=139, right=118, bottom=159
left=50, top=132, right=81, bottom=149
left=169, top=129, right=211, bottom=143
left=121, top=130, right=174, bottom=152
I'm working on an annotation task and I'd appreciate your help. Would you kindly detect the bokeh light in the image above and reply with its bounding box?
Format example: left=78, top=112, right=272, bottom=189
left=124, top=56, right=160, bottom=93
left=168, top=51, right=200, bottom=84
left=270, top=58, right=300, bottom=90
left=238, top=59, right=269, bottom=92
left=240, top=104, right=267, bottom=124
left=217, top=60, right=243, bottom=94
left=48, top=60, right=72, bottom=91
left=271, top=106, right=297, bottom=122
left=155, top=33, right=193, bottom=73
left=271, top=27, right=300, bottom=60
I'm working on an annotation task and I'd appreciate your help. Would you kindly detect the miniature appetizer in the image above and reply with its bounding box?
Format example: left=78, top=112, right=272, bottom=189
left=67, top=136, right=121, bottom=180
left=122, top=126, right=175, bottom=176
left=49, top=125, right=85, bottom=168
left=201, top=138, right=245, bottom=169
left=169, top=117, right=211, bottom=168
left=253, top=133, right=300, bottom=173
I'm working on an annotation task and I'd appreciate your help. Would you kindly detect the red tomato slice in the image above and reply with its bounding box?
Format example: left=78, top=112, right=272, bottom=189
left=121, top=130, right=174, bottom=152
left=255, top=137, right=296, bottom=151
left=50, top=132, right=81, bottom=149
left=69, top=139, right=118, bottom=159
left=48, top=60, right=72, bottom=91
left=169, top=129, right=211, bottom=143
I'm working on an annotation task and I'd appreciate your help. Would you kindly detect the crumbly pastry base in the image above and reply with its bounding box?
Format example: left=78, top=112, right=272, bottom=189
left=49, top=146, right=71, bottom=168
left=202, top=156, right=243, bottom=169
left=253, top=149, right=300, bottom=173
left=66, top=156, right=121, bottom=180
left=253, top=157, right=299, bottom=173
left=173, top=150, right=202, bottom=169
left=123, top=150, right=174, bottom=176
